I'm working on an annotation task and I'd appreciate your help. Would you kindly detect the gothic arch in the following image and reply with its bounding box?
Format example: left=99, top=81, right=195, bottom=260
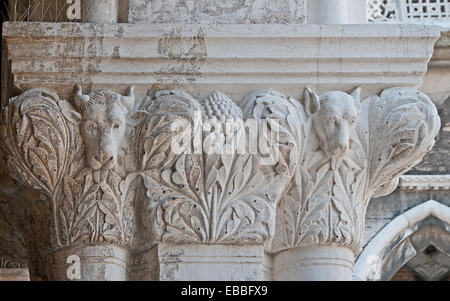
left=354, top=200, right=450, bottom=281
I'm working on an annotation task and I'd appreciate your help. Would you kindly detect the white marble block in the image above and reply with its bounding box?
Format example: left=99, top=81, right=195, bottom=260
left=48, top=244, right=129, bottom=281
left=158, top=244, right=265, bottom=281
left=273, top=246, right=355, bottom=281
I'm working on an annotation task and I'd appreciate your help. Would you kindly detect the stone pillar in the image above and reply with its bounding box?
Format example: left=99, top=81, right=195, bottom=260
left=83, top=0, right=119, bottom=24
left=158, top=244, right=265, bottom=281
left=273, top=246, right=354, bottom=281
left=48, top=244, right=129, bottom=281
left=307, top=0, right=368, bottom=24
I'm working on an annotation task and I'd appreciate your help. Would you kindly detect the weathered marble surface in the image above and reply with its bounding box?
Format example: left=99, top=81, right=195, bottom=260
left=0, top=84, right=440, bottom=280
left=0, top=269, right=29, bottom=281
left=128, top=0, right=305, bottom=24
left=0, top=16, right=445, bottom=281
left=1, top=22, right=439, bottom=106
left=421, top=31, right=450, bottom=106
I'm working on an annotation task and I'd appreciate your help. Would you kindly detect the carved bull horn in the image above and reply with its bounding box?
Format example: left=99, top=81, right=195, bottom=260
left=74, top=84, right=90, bottom=111
left=120, top=86, right=135, bottom=111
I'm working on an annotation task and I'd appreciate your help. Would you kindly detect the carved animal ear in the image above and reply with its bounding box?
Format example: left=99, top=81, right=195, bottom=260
left=304, top=87, right=320, bottom=116
left=120, top=86, right=135, bottom=111
left=351, top=87, right=361, bottom=111
left=74, top=84, right=89, bottom=111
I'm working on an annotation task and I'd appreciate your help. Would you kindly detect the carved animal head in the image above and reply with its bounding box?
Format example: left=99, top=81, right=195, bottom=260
left=304, top=87, right=361, bottom=167
left=75, top=85, right=135, bottom=170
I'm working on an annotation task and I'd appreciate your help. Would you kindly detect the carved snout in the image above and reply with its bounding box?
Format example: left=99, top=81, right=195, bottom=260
left=88, top=135, right=118, bottom=170
left=331, top=123, right=350, bottom=158
left=337, top=125, right=349, bottom=150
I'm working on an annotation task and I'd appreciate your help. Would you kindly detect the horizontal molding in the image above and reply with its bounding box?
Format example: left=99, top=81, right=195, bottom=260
left=0, top=258, right=27, bottom=269
left=399, top=175, right=450, bottom=190
left=4, top=38, right=435, bottom=59
left=2, top=22, right=440, bottom=101
left=2, top=22, right=441, bottom=39
left=11, top=57, right=428, bottom=73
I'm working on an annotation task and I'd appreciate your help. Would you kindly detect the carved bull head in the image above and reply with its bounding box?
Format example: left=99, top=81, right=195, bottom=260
left=75, top=85, right=135, bottom=170
left=305, top=87, right=361, bottom=168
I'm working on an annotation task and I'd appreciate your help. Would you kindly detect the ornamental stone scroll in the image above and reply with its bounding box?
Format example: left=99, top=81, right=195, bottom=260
left=0, top=85, right=440, bottom=280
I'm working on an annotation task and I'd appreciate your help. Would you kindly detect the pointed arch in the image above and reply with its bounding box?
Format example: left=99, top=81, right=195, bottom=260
left=354, top=200, right=450, bottom=280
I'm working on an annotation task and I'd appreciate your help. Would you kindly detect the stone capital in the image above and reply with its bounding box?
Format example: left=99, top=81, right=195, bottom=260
left=0, top=85, right=440, bottom=280
left=269, top=87, right=440, bottom=256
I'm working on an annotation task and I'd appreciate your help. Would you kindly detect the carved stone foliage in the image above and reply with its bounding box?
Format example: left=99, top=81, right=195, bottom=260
left=0, top=87, right=139, bottom=249
left=138, top=90, right=292, bottom=245
left=0, top=86, right=440, bottom=253
left=0, top=156, right=53, bottom=279
left=0, top=193, right=28, bottom=267
left=270, top=87, right=441, bottom=253
left=0, top=87, right=293, bottom=249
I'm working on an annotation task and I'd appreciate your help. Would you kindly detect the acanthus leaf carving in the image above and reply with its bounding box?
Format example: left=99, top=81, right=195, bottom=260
left=0, top=86, right=439, bottom=254
left=1, top=86, right=141, bottom=249
left=1, top=89, right=82, bottom=247
left=271, top=87, right=440, bottom=253
left=1, top=89, right=81, bottom=196
left=362, top=88, right=441, bottom=198
left=138, top=90, right=292, bottom=245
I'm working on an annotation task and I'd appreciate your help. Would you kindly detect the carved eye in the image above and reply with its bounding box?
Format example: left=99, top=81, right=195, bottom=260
left=87, top=122, right=97, bottom=131
left=349, top=117, right=356, bottom=125
left=112, top=121, right=121, bottom=129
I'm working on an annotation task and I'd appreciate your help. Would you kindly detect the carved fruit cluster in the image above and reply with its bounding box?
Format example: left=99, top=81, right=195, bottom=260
left=201, top=92, right=243, bottom=120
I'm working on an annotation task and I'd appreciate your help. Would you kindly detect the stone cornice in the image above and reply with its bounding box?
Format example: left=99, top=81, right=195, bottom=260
left=2, top=22, right=441, bottom=39
left=398, top=175, right=450, bottom=191
left=2, top=22, right=440, bottom=104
